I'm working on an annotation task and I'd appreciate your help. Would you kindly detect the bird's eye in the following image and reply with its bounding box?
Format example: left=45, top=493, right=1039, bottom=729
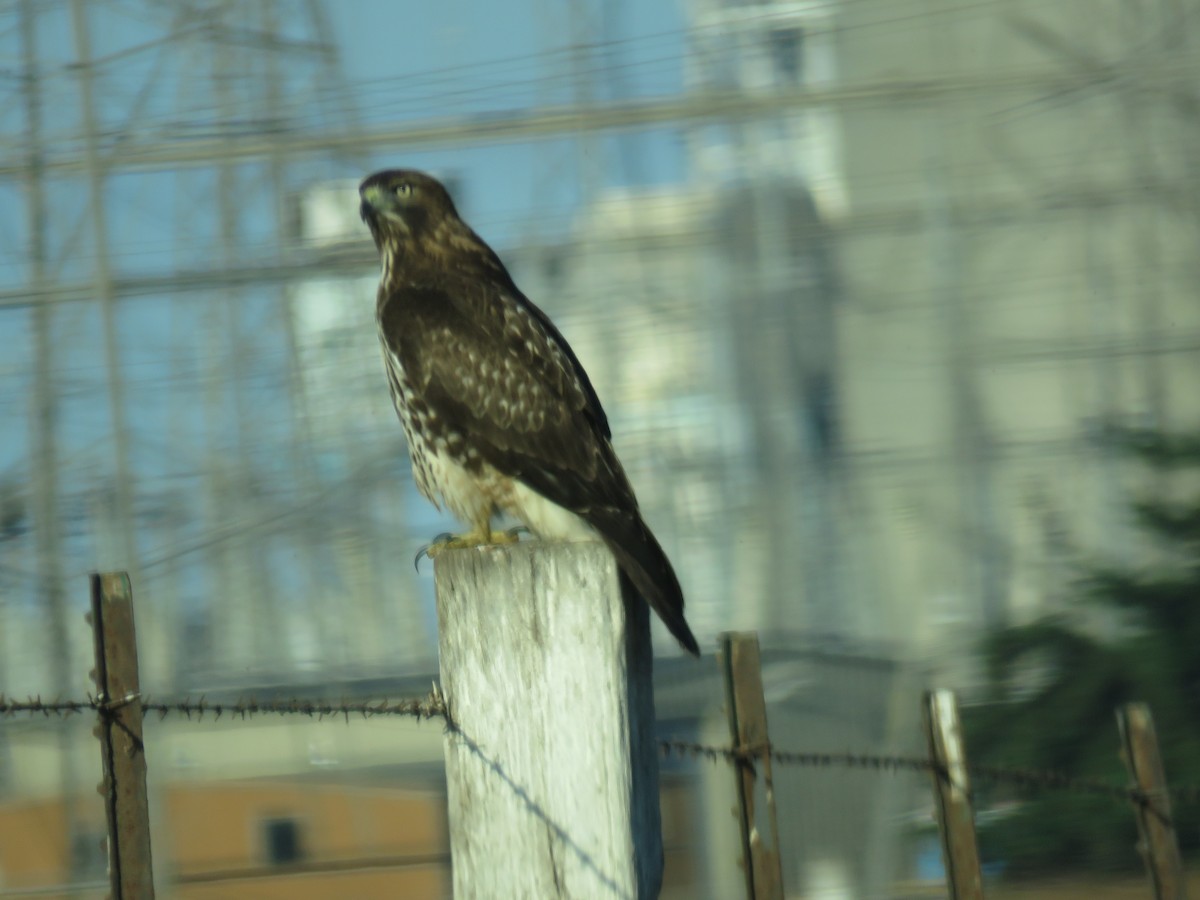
left=394, top=183, right=413, bottom=198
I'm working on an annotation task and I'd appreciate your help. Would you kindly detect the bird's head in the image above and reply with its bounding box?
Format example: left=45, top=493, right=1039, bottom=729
left=359, top=169, right=462, bottom=253
left=360, top=168, right=511, bottom=285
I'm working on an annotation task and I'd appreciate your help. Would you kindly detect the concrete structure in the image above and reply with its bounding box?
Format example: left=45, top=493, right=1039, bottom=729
left=832, top=0, right=1200, bottom=660
left=0, top=777, right=449, bottom=899
left=0, top=644, right=916, bottom=899
left=0, top=668, right=722, bottom=899
left=512, top=0, right=1200, bottom=666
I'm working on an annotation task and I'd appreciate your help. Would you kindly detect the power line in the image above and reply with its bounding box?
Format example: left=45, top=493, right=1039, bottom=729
left=0, top=170, right=1192, bottom=312
left=2, top=58, right=1199, bottom=177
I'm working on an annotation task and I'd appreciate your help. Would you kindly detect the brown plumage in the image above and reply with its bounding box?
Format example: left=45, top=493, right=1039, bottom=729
left=359, top=168, right=700, bottom=656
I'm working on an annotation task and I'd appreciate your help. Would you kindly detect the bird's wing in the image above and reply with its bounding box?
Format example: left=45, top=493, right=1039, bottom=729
left=379, top=282, right=629, bottom=510
left=380, top=281, right=700, bottom=656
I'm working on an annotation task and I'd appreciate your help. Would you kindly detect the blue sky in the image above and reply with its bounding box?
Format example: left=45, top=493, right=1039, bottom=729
left=332, top=0, right=690, bottom=235
left=0, top=0, right=700, bottom=670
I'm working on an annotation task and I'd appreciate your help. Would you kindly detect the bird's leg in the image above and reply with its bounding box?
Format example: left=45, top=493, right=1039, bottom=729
left=414, top=519, right=526, bottom=569
left=414, top=532, right=454, bottom=570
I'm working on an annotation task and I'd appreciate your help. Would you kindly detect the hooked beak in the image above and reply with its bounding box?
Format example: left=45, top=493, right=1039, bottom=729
left=359, top=183, right=387, bottom=222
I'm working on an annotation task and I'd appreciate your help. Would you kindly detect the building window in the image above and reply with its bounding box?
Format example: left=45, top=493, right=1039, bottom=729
left=70, top=829, right=108, bottom=876
left=769, top=27, right=805, bottom=84
left=263, top=817, right=304, bottom=865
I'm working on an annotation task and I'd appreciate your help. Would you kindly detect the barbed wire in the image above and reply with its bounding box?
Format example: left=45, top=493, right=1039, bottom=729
left=5, top=694, right=1198, bottom=808
left=0, top=692, right=448, bottom=723
left=658, top=738, right=1200, bottom=808
left=660, top=739, right=935, bottom=775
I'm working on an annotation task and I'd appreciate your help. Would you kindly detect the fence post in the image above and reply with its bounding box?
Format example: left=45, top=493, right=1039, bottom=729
left=923, top=689, right=984, bottom=900
left=719, top=632, right=784, bottom=900
left=89, top=572, right=156, bottom=899
left=434, top=540, right=663, bottom=899
left=1117, top=703, right=1188, bottom=900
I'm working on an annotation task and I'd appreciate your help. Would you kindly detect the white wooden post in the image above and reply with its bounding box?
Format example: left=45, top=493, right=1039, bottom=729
left=434, top=540, right=664, bottom=899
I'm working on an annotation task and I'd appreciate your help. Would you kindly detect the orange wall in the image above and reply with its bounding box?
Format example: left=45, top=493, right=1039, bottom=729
left=165, top=782, right=445, bottom=873
left=178, top=865, right=446, bottom=900
left=0, top=783, right=448, bottom=900
left=0, top=795, right=106, bottom=893
left=0, top=777, right=697, bottom=899
left=166, top=781, right=449, bottom=899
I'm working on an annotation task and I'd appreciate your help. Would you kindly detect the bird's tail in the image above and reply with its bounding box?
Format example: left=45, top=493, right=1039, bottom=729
left=587, top=507, right=700, bottom=657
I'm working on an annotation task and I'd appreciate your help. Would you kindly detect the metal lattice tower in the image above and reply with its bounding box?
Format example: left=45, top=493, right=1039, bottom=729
left=1, top=0, right=373, bottom=699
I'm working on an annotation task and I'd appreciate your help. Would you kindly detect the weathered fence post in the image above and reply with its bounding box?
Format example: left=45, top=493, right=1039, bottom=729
left=719, top=632, right=784, bottom=900
left=923, top=689, right=984, bottom=900
left=88, top=572, right=156, bottom=900
left=434, top=540, right=663, bottom=899
left=1117, top=703, right=1188, bottom=900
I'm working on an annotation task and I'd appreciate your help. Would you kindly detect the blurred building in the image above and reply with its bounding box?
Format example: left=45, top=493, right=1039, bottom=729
left=0, top=773, right=449, bottom=898
left=564, top=0, right=1200, bottom=672
left=504, top=1, right=1200, bottom=889
left=0, top=683, right=448, bottom=897
left=686, top=0, right=846, bottom=210
left=0, top=668, right=728, bottom=899
left=832, top=0, right=1200, bottom=662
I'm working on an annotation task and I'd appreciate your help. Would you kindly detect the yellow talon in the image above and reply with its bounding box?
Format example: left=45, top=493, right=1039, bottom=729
left=414, top=527, right=526, bottom=570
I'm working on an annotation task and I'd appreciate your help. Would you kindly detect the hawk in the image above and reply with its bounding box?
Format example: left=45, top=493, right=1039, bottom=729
left=359, top=169, right=700, bottom=656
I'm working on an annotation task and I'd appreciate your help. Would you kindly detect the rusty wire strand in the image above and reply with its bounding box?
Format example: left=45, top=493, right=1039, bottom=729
left=658, top=739, right=1197, bottom=809
left=4, top=694, right=1197, bottom=808
left=0, top=693, right=448, bottom=723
